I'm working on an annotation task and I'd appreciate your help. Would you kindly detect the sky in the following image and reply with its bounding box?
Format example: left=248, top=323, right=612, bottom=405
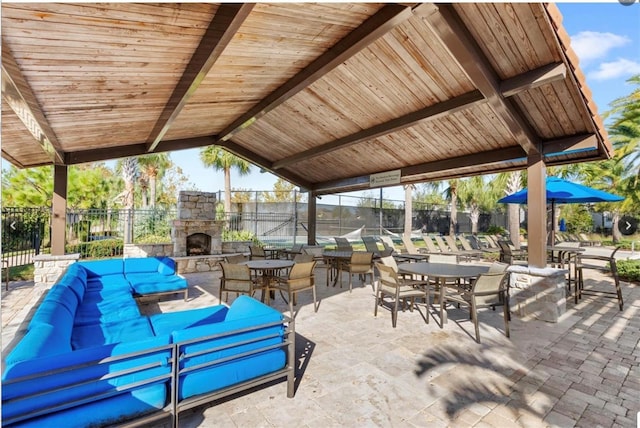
left=167, top=2, right=640, bottom=206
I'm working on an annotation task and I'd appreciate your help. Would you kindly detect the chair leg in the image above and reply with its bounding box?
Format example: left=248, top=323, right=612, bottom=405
left=611, top=263, right=623, bottom=310
left=502, top=300, right=510, bottom=338
left=471, top=300, right=480, bottom=343
left=312, top=285, right=318, bottom=312
left=392, top=296, right=399, bottom=328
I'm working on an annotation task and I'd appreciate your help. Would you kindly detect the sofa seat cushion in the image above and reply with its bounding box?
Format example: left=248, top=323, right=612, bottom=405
left=124, top=256, right=175, bottom=275
left=74, top=293, right=141, bottom=326
left=71, top=317, right=154, bottom=349
left=149, top=305, right=228, bottom=337
left=128, top=274, right=187, bottom=295
left=78, top=259, right=124, bottom=278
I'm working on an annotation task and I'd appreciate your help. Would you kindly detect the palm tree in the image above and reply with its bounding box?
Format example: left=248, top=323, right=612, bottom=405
left=200, top=146, right=251, bottom=214
left=458, top=176, right=494, bottom=235
left=138, top=153, right=171, bottom=208
left=117, top=157, right=138, bottom=243
left=491, top=171, right=523, bottom=247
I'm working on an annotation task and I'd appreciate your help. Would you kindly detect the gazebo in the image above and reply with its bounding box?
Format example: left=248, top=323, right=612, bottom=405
left=1, top=3, right=612, bottom=267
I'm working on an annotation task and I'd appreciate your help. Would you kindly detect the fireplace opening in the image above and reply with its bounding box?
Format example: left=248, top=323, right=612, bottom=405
left=186, top=233, right=211, bottom=256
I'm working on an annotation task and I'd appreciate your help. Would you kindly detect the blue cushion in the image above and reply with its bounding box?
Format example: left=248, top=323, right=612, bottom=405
left=71, top=317, right=154, bottom=349
left=86, top=276, right=132, bottom=293
left=123, top=257, right=163, bottom=275
left=74, top=297, right=141, bottom=326
left=57, top=264, right=87, bottom=301
left=2, top=336, right=171, bottom=425
left=157, top=257, right=176, bottom=275
left=78, top=259, right=124, bottom=278
left=129, top=275, right=187, bottom=295
left=149, top=305, right=228, bottom=337
left=4, top=324, right=71, bottom=365
left=45, top=284, right=80, bottom=317
left=225, top=295, right=283, bottom=321
left=28, top=299, right=75, bottom=335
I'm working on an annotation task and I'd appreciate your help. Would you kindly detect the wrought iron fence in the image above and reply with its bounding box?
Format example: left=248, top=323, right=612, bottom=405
left=1, top=207, right=50, bottom=267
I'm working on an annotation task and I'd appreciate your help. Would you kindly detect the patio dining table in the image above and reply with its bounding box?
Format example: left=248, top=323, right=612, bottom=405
left=322, top=250, right=352, bottom=287
left=241, top=259, right=294, bottom=304
left=398, top=262, right=490, bottom=325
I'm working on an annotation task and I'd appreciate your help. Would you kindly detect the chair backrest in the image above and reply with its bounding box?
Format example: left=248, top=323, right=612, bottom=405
left=472, top=272, right=508, bottom=306
left=487, top=261, right=509, bottom=274
left=303, top=246, right=324, bottom=261
left=444, top=235, right=461, bottom=251
left=290, top=243, right=304, bottom=253
left=287, top=261, right=316, bottom=290
left=428, top=253, right=458, bottom=264
left=433, top=235, right=451, bottom=252
left=379, top=255, right=399, bottom=272
left=375, top=262, right=399, bottom=290
left=350, top=251, right=373, bottom=266
left=421, top=235, right=440, bottom=253
left=224, top=254, right=246, bottom=264
left=293, top=253, right=314, bottom=263
left=401, top=235, right=419, bottom=254
left=249, top=245, right=266, bottom=259
left=334, top=237, right=353, bottom=251
left=220, top=262, right=253, bottom=292
left=484, top=235, right=498, bottom=248
left=362, top=236, right=381, bottom=254
left=560, top=241, right=581, bottom=248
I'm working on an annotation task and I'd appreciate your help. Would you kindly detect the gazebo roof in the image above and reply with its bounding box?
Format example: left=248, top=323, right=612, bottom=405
left=1, top=3, right=611, bottom=195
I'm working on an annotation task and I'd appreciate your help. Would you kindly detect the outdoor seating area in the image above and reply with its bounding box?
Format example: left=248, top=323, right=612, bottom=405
left=2, top=251, right=637, bottom=427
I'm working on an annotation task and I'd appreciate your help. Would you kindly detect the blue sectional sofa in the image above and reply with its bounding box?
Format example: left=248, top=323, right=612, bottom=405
left=2, top=258, right=295, bottom=427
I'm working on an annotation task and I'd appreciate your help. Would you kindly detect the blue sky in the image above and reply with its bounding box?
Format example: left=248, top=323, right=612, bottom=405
left=158, top=3, right=640, bottom=204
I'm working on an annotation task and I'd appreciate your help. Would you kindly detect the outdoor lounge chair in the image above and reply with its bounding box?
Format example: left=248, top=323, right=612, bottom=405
left=374, top=263, right=429, bottom=328
left=442, top=271, right=510, bottom=343
left=362, top=236, right=389, bottom=257
left=421, top=235, right=441, bottom=254
left=497, top=240, right=527, bottom=265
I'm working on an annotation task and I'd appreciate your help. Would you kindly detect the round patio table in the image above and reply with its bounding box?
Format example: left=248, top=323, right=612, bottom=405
left=322, top=250, right=353, bottom=287
left=398, top=262, right=490, bottom=325
left=241, top=260, right=294, bottom=304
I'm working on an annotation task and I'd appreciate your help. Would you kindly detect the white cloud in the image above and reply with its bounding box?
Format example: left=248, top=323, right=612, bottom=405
left=570, top=31, right=630, bottom=64
left=588, top=58, right=640, bottom=80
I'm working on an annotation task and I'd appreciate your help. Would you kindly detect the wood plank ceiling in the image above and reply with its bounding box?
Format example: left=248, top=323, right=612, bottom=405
left=1, top=3, right=612, bottom=195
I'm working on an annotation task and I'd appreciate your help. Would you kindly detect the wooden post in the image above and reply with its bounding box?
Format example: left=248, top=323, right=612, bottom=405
left=527, top=153, right=546, bottom=267
left=307, top=193, right=317, bottom=246
left=51, top=164, right=68, bottom=255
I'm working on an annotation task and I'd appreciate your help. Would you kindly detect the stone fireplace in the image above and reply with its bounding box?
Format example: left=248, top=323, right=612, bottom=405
left=172, top=191, right=223, bottom=257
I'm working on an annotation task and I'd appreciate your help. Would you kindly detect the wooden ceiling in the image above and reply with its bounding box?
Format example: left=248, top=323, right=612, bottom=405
left=1, top=3, right=612, bottom=195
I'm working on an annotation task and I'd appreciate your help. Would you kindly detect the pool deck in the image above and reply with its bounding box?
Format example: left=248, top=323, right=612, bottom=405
left=1, top=256, right=639, bottom=427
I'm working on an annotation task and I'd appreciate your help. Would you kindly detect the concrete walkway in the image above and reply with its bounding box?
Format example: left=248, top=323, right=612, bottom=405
left=1, top=262, right=638, bottom=427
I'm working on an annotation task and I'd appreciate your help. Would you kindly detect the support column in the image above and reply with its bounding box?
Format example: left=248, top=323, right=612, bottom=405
left=527, top=153, right=546, bottom=267
left=307, top=193, right=317, bottom=246
left=51, top=164, right=68, bottom=255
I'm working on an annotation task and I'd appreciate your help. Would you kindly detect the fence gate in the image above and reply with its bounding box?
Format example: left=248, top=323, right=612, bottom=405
left=1, top=207, right=50, bottom=268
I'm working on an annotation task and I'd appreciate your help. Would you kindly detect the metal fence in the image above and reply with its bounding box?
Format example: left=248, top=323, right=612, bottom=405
left=1, top=194, right=508, bottom=265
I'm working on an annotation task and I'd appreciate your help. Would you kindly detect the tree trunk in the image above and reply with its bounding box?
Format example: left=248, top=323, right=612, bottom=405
left=149, top=174, right=157, bottom=208
left=470, top=203, right=479, bottom=235
left=404, top=185, right=413, bottom=240
left=449, top=192, right=457, bottom=236
left=224, top=167, right=232, bottom=214
left=612, top=210, right=621, bottom=243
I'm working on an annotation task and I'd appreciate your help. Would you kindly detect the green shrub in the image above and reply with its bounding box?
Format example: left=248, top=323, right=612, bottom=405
left=617, top=259, right=640, bottom=283
left=485, top=225, right=505, bottom=235
left=5, top=264, right=34, bottom=281
left=136, top=234, right=171, bottom=244
left=66, top=238, right=123, bottom=258
left=222, top=229, right=262, bottom=245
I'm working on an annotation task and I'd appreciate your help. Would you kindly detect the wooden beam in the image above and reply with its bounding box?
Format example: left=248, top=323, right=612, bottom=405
left=0, top=149, right=25, bottom=169
left=543, top=134, right=597, bottom=155
left=313, top=146, right=527, bottom=194
left=66, top=136, right=216, bottom=165
left=500, top=63, right=566, bottom=98
left=146, top=4, right=254, bottom=152
left=272, top=90, right=485, bottom=170
left=1, top=40, right=65, bottom=164
left=418, top=4, right=541, bottom=155
left=216, top=140, right=313, bottom=190
left=216, top=4, right=413, bottom=143
left=51, top=165, right=68, bottom=255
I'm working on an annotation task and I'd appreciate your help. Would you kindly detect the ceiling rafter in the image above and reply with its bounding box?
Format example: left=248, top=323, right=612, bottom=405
left=215, top=4, right=413, bottom=144
left=417, top=3, right=541, bottom=155
left=217, top=140, right=313, bottom=190
left=146, top=4, right=254, bottom=152
left=1, top=39, right=65, bottom=164
left=272, top=90, right=486, bottom=170
left=500, top=62, right=566, bottom=98
left=542, top=134, right=597, bottom=155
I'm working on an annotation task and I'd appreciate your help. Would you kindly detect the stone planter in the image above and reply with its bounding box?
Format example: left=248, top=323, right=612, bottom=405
left=507, top=265, right=568, bottom=323
left=222, top=241, right=252, bottom=254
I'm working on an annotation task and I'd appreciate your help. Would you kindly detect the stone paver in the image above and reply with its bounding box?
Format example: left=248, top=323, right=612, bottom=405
left=1, top=262, right=638, bottom=427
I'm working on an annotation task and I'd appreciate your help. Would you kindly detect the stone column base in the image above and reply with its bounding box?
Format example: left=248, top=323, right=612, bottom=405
left=507, top=265, right=568, bottom=323
left=33, top=253, right=81, bottom=289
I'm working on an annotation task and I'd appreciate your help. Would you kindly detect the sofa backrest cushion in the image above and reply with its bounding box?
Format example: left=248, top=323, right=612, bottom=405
left=28, top=285, right=78, bottom=330
left=225, top=295, right=282, bottom=322
left=124, top=257, right=175, bottom=276
left=79, top=259, right=124, bottom=278
left=57, top=264, right=87, bottom=302
left=4, top=323, right=71, bottom=369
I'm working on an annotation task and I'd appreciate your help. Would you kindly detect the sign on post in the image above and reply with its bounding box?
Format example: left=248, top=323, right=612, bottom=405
left=369, top=170, right=401, bottom=188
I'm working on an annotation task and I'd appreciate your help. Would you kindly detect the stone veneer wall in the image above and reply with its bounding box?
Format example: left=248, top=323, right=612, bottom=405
left=173, top=254, right=245, bottom=274
left=507, top=265, right=568, bottom=323
left=172, top=191, right=223, bottom=256
left=123, top=243, right=173, bottom=258
left=33, top=253, right=80, bottom=288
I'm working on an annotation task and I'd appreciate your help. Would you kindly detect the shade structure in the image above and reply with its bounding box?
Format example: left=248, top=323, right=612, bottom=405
left=498, top=177, right=624, bottom=244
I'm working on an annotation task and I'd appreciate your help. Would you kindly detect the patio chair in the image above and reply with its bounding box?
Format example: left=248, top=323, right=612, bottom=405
left=458, top=235, right=486, bottom=260
left=283, top=243, right=304, bottom=259
left=433, top=235, right=454, bottom=253
left=497, top=240, right=527, bottom=265
left=249, top=245, right=267, bottom=261
left=345, top=251, right=375, bottom=292
left=445, top=235, right=481, bottom=261
left=442, top=271, right=510, bottom=343
left=374, top=263, right=429, bottom=328
left=224, top=254, right=246, bottom=264
left=379, top=255, right=430, bottom=289
left=219, top=262, right=260, bottom=303
left=575, top=247, right=623, bottom=310
left=293, top=253, right=314, bottom=263
left=334, top=237, right=353, bottom=251
left=401, top=235, right=426, bottom=255
left=380, top=235, right=399, bottom=253
left=362, top=236, right=388, bottom=257
left=274, top=261, right=318, bottom=316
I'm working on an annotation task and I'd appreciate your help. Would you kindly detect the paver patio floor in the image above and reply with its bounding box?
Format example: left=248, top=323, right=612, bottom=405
left=2, top=260, right=638, bottom=427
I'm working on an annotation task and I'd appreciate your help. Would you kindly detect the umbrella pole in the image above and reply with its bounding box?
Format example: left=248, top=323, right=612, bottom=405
left=550, top=200, right=555, bottom=245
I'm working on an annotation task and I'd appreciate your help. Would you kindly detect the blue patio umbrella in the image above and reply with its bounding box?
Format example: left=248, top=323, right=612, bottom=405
left=498, top=176, right=624, bottom=243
